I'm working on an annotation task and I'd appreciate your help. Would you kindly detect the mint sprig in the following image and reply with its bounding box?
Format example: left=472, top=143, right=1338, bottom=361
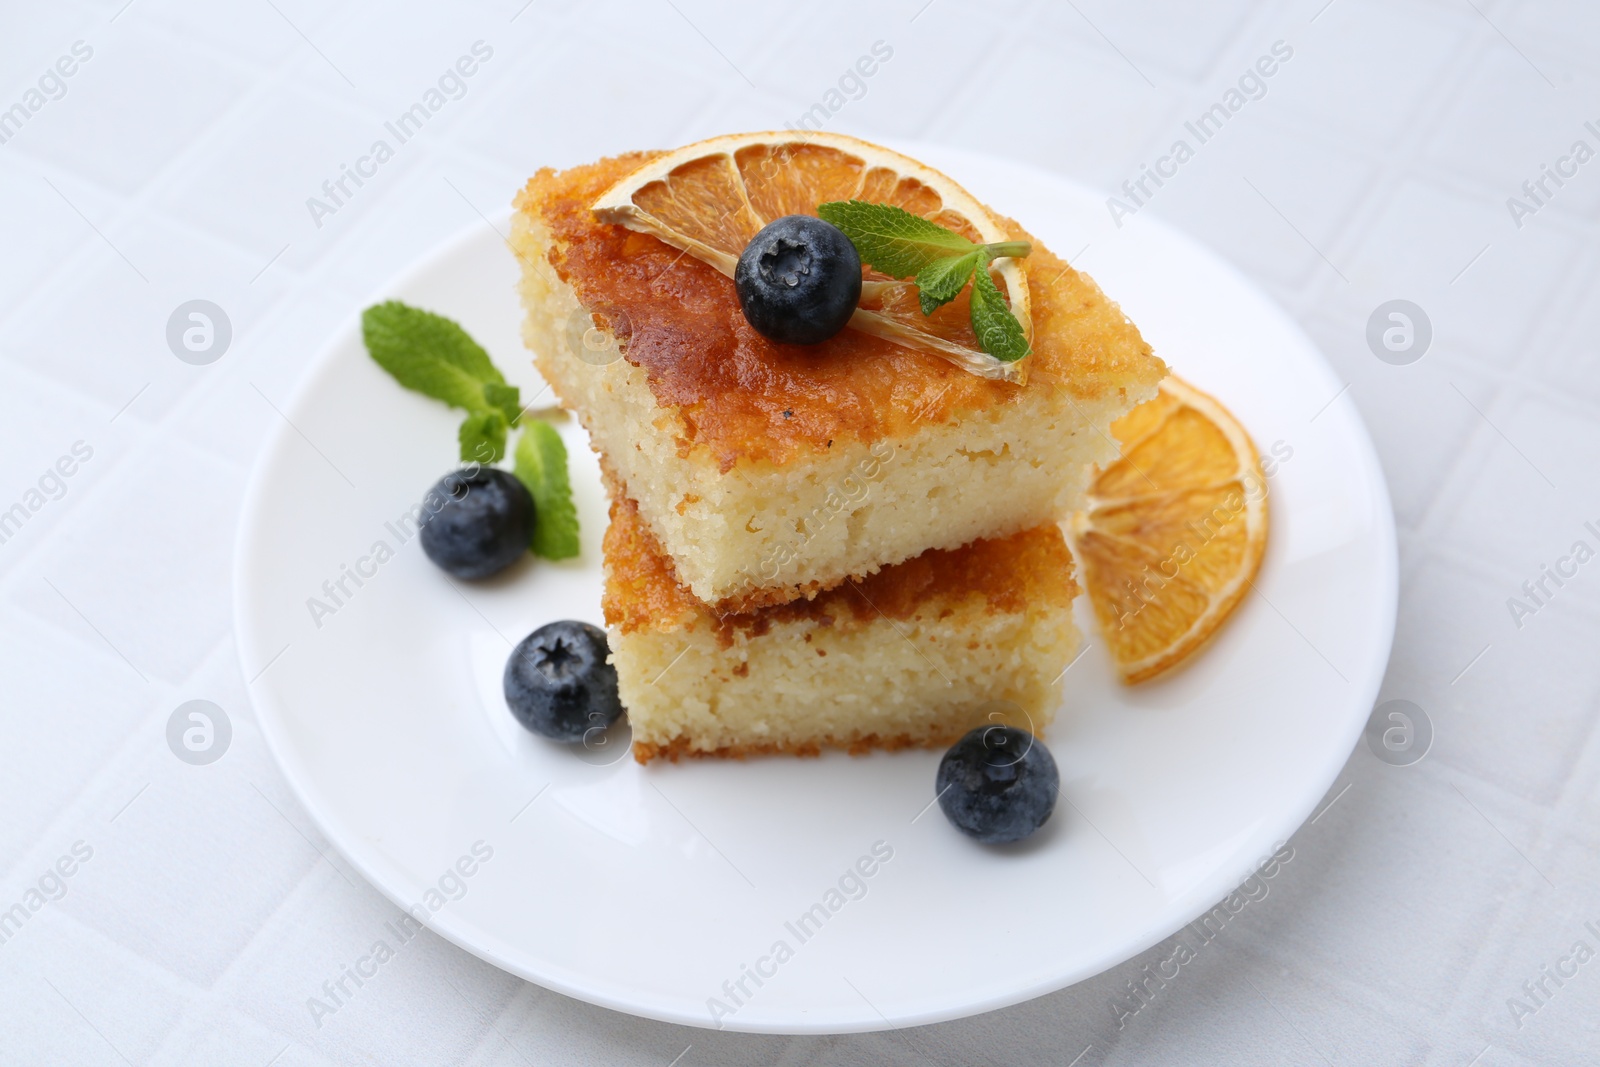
left=458, top=411, right=509, bottom=465
left=362, top=300, right=580, bottom=560
left=514, top=421, right=580, bottom=561
left=969, top=261, right=1030, bottom=363
left=816, top=200, right=1032, bottom=362
left=362, top=300, right=522, bottom=462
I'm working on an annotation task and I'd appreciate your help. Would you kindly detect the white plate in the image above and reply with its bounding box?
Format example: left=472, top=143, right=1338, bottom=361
left=234, top=145, right=1397, bottom=1034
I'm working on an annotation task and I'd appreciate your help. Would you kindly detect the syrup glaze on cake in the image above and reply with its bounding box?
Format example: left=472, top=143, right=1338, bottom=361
left=521, top=154, right=1165, bottom=472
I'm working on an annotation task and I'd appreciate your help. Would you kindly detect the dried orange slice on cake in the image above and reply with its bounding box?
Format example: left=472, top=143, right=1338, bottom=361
left=590, top=130, right=1032, bottom=381
left=1068, top=376, right=1269, bottom=684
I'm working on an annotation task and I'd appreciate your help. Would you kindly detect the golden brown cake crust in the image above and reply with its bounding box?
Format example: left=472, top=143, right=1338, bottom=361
left=601, top=479, right=1079, bottom=641
left=632, top=728, right=973, bottom=764
left=514, top=153, right=1165, bottom=471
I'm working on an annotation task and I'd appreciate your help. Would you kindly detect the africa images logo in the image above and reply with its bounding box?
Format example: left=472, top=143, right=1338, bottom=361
left=0, top=440, right=93, bottom=548
left=304, top=41, right=494, bottom=229
left=706, top=841, right=895, bottom=1028
left=305, top=841, right=494, bottom=1028
left=0, top=40, right=93, bottom=147
left=304, top=466, right=498, bottom=629
left=1106, top=41, right=1294, bottom=227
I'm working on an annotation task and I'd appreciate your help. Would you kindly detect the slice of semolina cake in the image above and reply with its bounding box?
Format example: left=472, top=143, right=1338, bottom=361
left=511, top=145, right=1165, bottom=613
left=601, top=482, right=1081, bottom=763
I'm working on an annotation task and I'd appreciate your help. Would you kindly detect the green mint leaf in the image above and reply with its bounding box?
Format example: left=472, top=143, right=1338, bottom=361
left=459, top=411, right=508, bottom=464
left=914, top=249, right=986, bottom=316
left=514, top=420, right=580, bottom=560
left=362, top=301, right=506, bottom=414
left=817, top=200, right=977, bottom=279
left=482, top=381, right=522, bottom=427
left=818, top=200, right=1034, bottom=364
left=969, top=264, right=1031, bottom=363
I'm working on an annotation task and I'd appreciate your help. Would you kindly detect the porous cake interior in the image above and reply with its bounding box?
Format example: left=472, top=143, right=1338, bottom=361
left=602, top=489, right=1081, bottom=762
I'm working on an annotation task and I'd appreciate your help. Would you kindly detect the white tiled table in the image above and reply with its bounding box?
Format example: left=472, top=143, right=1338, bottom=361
left=2, top=1, right=1597, bottom=1063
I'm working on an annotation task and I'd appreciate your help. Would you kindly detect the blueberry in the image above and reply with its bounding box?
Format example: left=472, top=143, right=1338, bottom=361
left=735, top=215, right=862, bottom=345
left=936, top=726, right=1058, bottom=844
left=418, top=468, right=534, bottom=579
left=504, top=620, right=624, bottom=743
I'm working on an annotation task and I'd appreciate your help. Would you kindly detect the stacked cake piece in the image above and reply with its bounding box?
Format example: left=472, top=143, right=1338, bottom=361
left=511, top=140, right=1164, bottom=761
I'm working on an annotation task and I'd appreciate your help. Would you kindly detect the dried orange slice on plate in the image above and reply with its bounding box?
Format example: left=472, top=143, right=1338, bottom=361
left=1068, top=376, right=1269, bottom=684
left=590, top=130, right=1032, bottom=382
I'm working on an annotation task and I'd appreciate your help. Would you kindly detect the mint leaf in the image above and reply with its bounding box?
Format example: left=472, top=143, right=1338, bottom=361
left=362, top=301, right=506, bottom=414
left=817, top=200, right=977, bottom=278
left=818, top=201, right=1033, bottom=363
left=459, top=411, right=508, bottom=464
left=481, top=381, right=522, bottom=427
left=914, top=249, right=986, bottom=316
left=969, top=265, right=1031, bottom=363
left=362, top=301, right=571, bottom=547
left=514, top=420, right=580, bottom=560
